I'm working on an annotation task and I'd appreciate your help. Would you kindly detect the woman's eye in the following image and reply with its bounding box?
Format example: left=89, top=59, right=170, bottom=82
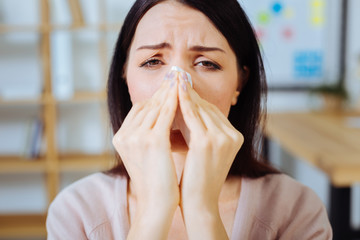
left=196, top=61, right=221, bottom=70
left=140, top=58, right=163, bottom=68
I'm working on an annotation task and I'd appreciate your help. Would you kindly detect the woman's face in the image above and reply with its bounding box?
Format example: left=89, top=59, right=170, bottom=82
left=125, top=1, right=241, bottom=117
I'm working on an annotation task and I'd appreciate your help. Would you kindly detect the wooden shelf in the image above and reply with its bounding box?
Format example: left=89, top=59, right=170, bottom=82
left=0, top=95, right=47, bottom=106
left=0, top=23, right=123, bottom=33
left=0, top=214, right=46, bottom=239
left=0, top=91, right=106, bottom=105
left=56, top=91, right=107, bottom=104
left=0, top=25, right=44, bottom=33
left=0, top=154, right=115, bottom=174
left=59, top=153, right=115, bottom=172
left=0, top=157, right=46, bottom=173
left=0, top=0, right=118, bottom=238
left=0, top=93, right=56, bottom=106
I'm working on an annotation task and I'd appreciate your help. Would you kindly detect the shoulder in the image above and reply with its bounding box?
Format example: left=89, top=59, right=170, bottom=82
left=54, top=172, right=122, bottom=202
left=243, top=174, right=332, bottom=239
left=252, top=173, right=319, bottom=204
left=244, top=174, right=322, bottom=220
left=50, top=172, right=121, bottom=213
left=46, top=172, right=127, bottom=238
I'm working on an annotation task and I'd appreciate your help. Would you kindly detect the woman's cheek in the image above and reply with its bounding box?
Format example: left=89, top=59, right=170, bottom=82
left=127, top=77, right=161, bottom=103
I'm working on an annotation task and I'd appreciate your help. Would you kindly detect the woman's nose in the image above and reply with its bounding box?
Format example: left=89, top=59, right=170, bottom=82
left=164, top=65, right=193, bottom=88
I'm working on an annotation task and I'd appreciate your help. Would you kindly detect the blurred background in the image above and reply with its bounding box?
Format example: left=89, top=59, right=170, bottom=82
left=0, top=0, right=359, bottom=239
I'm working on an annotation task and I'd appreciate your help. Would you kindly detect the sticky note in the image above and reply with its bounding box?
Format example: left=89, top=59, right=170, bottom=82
left=272, top=2, right=283, bottom=14
left=311, top=0, right=325, bottom=26
left=258, top=11, right=271, bottom=25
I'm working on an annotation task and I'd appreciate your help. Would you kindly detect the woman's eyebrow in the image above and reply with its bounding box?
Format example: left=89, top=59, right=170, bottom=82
left=137, top=42, right=171, bottom=50
left=136, top=42, right=225, bottom=53
left=189, top=45, right=226, bottom=53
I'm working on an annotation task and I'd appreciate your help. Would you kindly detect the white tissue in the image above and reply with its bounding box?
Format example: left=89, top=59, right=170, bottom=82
left=171, top=66, right=193, bottom=88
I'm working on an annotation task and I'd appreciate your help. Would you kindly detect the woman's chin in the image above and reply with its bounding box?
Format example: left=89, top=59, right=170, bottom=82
left=170, top=129, right=188, bottom=152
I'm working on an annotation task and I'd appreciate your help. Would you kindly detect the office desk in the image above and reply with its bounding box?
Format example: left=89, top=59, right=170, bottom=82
left=265, top=111, right=360, bottom=240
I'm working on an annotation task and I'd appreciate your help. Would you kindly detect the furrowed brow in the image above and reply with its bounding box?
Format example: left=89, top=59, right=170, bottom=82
left=189, top=45, right=225, bottom=53
left=137, top=42, right=171, bottom=51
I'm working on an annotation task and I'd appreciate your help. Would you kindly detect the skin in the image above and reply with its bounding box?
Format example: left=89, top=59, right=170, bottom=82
left=112, top=1, right=246, bottom=239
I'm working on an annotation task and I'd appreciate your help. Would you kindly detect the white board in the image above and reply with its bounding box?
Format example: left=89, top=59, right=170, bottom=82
left=240, top=0, right=341, bottom=87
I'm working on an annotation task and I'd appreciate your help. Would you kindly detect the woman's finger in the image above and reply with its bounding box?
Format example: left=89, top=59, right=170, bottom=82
left=197, top=105, right=222, bottom=131
left=154, top=77, right=179, bottom=131
left=178, top=72, right=232, bottom=129
left=178, top=74, right=206, bottom=132
left=120, top=101, right=147, bottom=130
left=124, top=77, right=174, bottom=130
left=200, top=101, right=239, bottom=133
left=207, top=103, right=235, bottom=130
left=179, top=74, right=241, bottom=141
left=139, top=103, right=162, bottom=130
left=178, top=73, right=225, bottom=132
left=151, top=77, right=173, bottom=101
left=143, top=73, right=179, bottom=130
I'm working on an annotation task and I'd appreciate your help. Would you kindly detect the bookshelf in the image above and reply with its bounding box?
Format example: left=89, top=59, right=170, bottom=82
left=0, top=0, right=125, bottom=238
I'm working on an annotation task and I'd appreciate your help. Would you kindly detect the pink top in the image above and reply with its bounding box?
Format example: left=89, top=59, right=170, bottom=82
left=46, top=173, right=332, bottom=239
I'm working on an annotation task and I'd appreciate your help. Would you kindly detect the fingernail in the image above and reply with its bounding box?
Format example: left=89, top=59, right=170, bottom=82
left=181, top=72, right=188, bottom=82
left=184, top=72, right=193, bottom=88
left=164, top=71, right=171, bottom=81
left=176, top=71, right=187, bottom=91
left=164, top=71, right=176, bottom=81
left=170, top=78, right=175, bottom=88
left=180, top=72, right=188, bottom=91
left=164, top=70, right=178, bottom=89
left=182, top=82, right=187, bottom=91
left=172, top=67, right=192, bottom=88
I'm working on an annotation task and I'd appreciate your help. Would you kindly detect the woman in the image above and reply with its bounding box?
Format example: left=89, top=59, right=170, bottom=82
left=46, top=0, right=332, bottom=239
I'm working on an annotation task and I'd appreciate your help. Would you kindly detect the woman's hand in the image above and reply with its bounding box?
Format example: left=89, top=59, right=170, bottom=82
left=112, top=77, right=179, bottom=239
left=178, top=74, right=244, bottom=239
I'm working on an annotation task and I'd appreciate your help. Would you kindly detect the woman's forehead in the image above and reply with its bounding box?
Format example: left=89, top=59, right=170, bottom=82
left=131, top=1, right=229, bottom=51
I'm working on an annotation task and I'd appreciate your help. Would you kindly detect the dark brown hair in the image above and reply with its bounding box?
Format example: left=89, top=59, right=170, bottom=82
left=107, top=0, right=278, bottom=178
